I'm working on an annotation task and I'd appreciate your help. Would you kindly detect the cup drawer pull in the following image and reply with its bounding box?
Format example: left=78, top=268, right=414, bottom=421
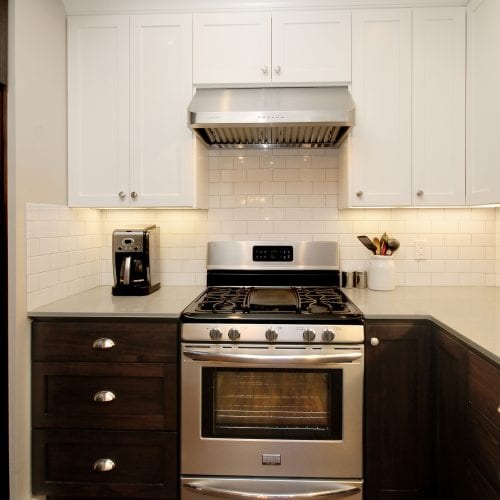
left=93, top=390, right=116, bottom=403
left=93, top=458, right=116, bottom=472
left=92, top=338, right=115, bottom=350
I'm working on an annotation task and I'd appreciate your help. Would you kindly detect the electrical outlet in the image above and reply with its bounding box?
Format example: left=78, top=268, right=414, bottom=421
left=415, top=240, right=427, bottom=260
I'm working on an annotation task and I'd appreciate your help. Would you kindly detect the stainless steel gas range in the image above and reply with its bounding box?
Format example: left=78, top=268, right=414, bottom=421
left=180, top=241, right=364, bottom=499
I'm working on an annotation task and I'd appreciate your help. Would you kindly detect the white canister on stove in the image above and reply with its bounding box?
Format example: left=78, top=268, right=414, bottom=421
left=367, top=255, right=396, bottom=291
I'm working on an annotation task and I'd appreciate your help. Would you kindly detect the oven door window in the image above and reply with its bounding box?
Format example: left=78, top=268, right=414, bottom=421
left=202, top=368, right=342, bottom=440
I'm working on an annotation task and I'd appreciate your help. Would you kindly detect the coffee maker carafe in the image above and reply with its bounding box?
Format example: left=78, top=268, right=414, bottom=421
left=112, top=225, right=160, bottom=296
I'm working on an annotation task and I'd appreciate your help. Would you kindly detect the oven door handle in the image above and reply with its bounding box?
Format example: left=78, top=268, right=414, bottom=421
left=183, top=349, right=362, bottom=364
left=184, top=480, right=360, bottom=498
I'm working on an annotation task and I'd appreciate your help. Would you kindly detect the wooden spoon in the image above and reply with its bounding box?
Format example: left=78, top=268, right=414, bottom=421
left=373, top=237, right=381, bottom=255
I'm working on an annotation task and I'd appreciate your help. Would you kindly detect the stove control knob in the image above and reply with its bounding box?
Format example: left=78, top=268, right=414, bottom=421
left=209, top=328, right=222, bottom=340
left=228, top=328, right=241, bottom=341
left=303, top=329, right=316, bottom=342
left=322, top=329, right=335, bottom=342
left=265, top=328, right=278, bottom=342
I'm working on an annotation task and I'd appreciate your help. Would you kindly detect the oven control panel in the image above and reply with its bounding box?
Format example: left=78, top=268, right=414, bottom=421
left=252, top=245, right=293, bottom=262
left=182, top=323, right=364, bottom=344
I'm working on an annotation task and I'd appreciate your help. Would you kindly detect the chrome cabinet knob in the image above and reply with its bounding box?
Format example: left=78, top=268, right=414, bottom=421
left=274, top=65, right=282, bottom=75
left=93, top=390, right=116, bottom=403
left=303, top=329, right=316, bottom=342
left=130, top=191, right=138, bottom=199
left=118, top=191, right=126, bottom=199
left=228, top=328, right=241, bottom=341
left=265, top=328, right=278, bottom=342
left=416, top=189, right=424, bottom=197
left=497, top=405, right=500, bottom=414
left=92, top=338, right=115, bottom=350
left=356, top=190, right=363, bottom=197
left=93, top=458, right=115, bottom=472
left=209, top=328, right=222, bottom=340
left=370, top=337, right=380, bottom=346
left=322, top=329, right=335, bottom=342
left=261, top=65, right=268, bottom=75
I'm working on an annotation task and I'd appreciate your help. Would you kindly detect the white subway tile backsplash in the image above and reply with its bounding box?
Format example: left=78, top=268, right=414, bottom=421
left=25, top=153, right=500, bottom=310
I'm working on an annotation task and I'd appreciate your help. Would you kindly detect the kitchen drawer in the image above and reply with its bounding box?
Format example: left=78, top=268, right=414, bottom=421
left=32, top=362, right=177, bottom=430
left=467, top=406, right=500, bottom=494
left=468, top=351, right=500, bottom=428
left=32, top=318, right=177, bottom=362
left=32, top=429, right=178, bottom=498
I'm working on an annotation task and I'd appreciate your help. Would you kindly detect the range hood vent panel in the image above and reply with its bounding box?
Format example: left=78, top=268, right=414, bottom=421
left=188, top=87, right=354, bottom=149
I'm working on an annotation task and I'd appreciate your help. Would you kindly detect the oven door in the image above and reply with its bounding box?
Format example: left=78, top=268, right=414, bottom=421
left=181, top=343, right=363, bottom=479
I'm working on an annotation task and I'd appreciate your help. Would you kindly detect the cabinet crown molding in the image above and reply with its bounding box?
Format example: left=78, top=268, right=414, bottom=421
left=63, top=0, right=468, bottom=15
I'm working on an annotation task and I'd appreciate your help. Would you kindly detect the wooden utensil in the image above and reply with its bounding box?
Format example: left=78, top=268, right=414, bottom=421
left=373, top=237, right=381, bottom=255
left=357, top=235, right=377, bottom=254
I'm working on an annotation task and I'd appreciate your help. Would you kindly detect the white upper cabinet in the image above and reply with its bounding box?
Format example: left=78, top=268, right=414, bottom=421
left=68, top=14, right=207, bottom=208
left=68, top=16, right=130, bottom=208
left=193, top=11, right=351, bottom=85
left=340, top=9, right=412, bottom=207
left=466, top=0, right=500, bottom=205
left=412, top=7, right=465, bottom=206
left=193, top=12, right=271, bottom=85
left=271, top=11, right=351, bottom=84
left=339, top=7, right=466, bottom=208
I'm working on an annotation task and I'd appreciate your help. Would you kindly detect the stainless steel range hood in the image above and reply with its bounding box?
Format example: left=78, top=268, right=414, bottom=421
left=188, top=87, right=354, bottom=149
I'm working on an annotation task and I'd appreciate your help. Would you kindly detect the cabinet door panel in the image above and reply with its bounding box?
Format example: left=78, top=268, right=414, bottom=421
left=435, top=329, right=468, bottom=499
left=272, top=11, right=350, bottom=83
left=466, top=0, right=500, bottom=205
left=412, top=8, right=465, bottom=206
left=130, top=14, right=194, bottom=207
left=469, top=351, right=500, bottom=428
left=364, top=321, right=432, bottom=497
left=193, top=13, right=271, bottom=85
left=68, top=15, right=130, bottom=207
left=350, top=10, right=411, bottom=207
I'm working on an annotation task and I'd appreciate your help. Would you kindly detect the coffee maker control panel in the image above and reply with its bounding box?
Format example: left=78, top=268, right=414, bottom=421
left=117, top=236, right=142, bottom=252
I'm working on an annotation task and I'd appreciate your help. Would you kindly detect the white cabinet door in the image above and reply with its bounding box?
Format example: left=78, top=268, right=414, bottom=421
left=68, top=16, right=130, bottom=207
left=412, top=8, right=465, bottom=206
left=130, top=14, right=197, bottom=207
left=346, top=9, right=412, bottom=207
left=193, top=12, right=271, bottom=85
left=68, top=14, right=207, bottom=208
left=271, top=11, right=351, bottom=83
left=466, top=0, right=500, bottom=205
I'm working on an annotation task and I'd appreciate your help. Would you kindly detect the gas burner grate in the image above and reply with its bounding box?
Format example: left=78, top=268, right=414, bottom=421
left=195, top=286, right=350, bottom=316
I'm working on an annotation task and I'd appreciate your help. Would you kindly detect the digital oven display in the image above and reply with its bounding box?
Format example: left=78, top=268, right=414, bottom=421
left=253, top=246, right=293, bottom=262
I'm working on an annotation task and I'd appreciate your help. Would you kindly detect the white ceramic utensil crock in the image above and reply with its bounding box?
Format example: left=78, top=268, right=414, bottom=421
left=367, top=255, right=396, bottom=291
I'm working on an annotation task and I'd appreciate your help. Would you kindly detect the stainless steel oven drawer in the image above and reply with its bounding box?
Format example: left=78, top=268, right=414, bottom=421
left=181, top=477, right=363, bottom=499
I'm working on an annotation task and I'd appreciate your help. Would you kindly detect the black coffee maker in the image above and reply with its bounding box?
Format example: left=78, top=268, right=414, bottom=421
left=112, top=225, right=160, bottom=296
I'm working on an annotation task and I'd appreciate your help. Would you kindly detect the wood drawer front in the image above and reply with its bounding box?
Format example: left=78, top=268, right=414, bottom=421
left=33, top=429, right=178, bottom=498
left=467, top=406, right=500, bottom=494
left=468, top=351, right=500, bottom=428
left=32, top=319, right=178, bottom=362
left=33, top=363, right=177, bottom=430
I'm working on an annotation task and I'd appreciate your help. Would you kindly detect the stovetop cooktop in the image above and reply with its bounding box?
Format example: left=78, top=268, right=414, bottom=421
left=181, top=286, right=364, bottom=324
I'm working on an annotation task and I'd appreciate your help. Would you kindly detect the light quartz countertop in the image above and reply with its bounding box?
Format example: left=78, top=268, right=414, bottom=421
left=28, top=285, right=499, bottom=364
left=28, top=285, right=205, bottom=319
left=343, top=286, right=500, bottom=363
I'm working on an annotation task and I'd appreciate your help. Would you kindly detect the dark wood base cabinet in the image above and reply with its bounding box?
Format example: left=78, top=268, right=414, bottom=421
left=433, top=326, right=499, bottom=500
left=364, top=320, right=433, bottom=499
left=31, top=318, right=179, bottom=500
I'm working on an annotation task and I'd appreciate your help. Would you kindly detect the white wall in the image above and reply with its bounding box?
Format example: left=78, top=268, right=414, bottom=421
left=8, top=0, right=67, bottom=498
